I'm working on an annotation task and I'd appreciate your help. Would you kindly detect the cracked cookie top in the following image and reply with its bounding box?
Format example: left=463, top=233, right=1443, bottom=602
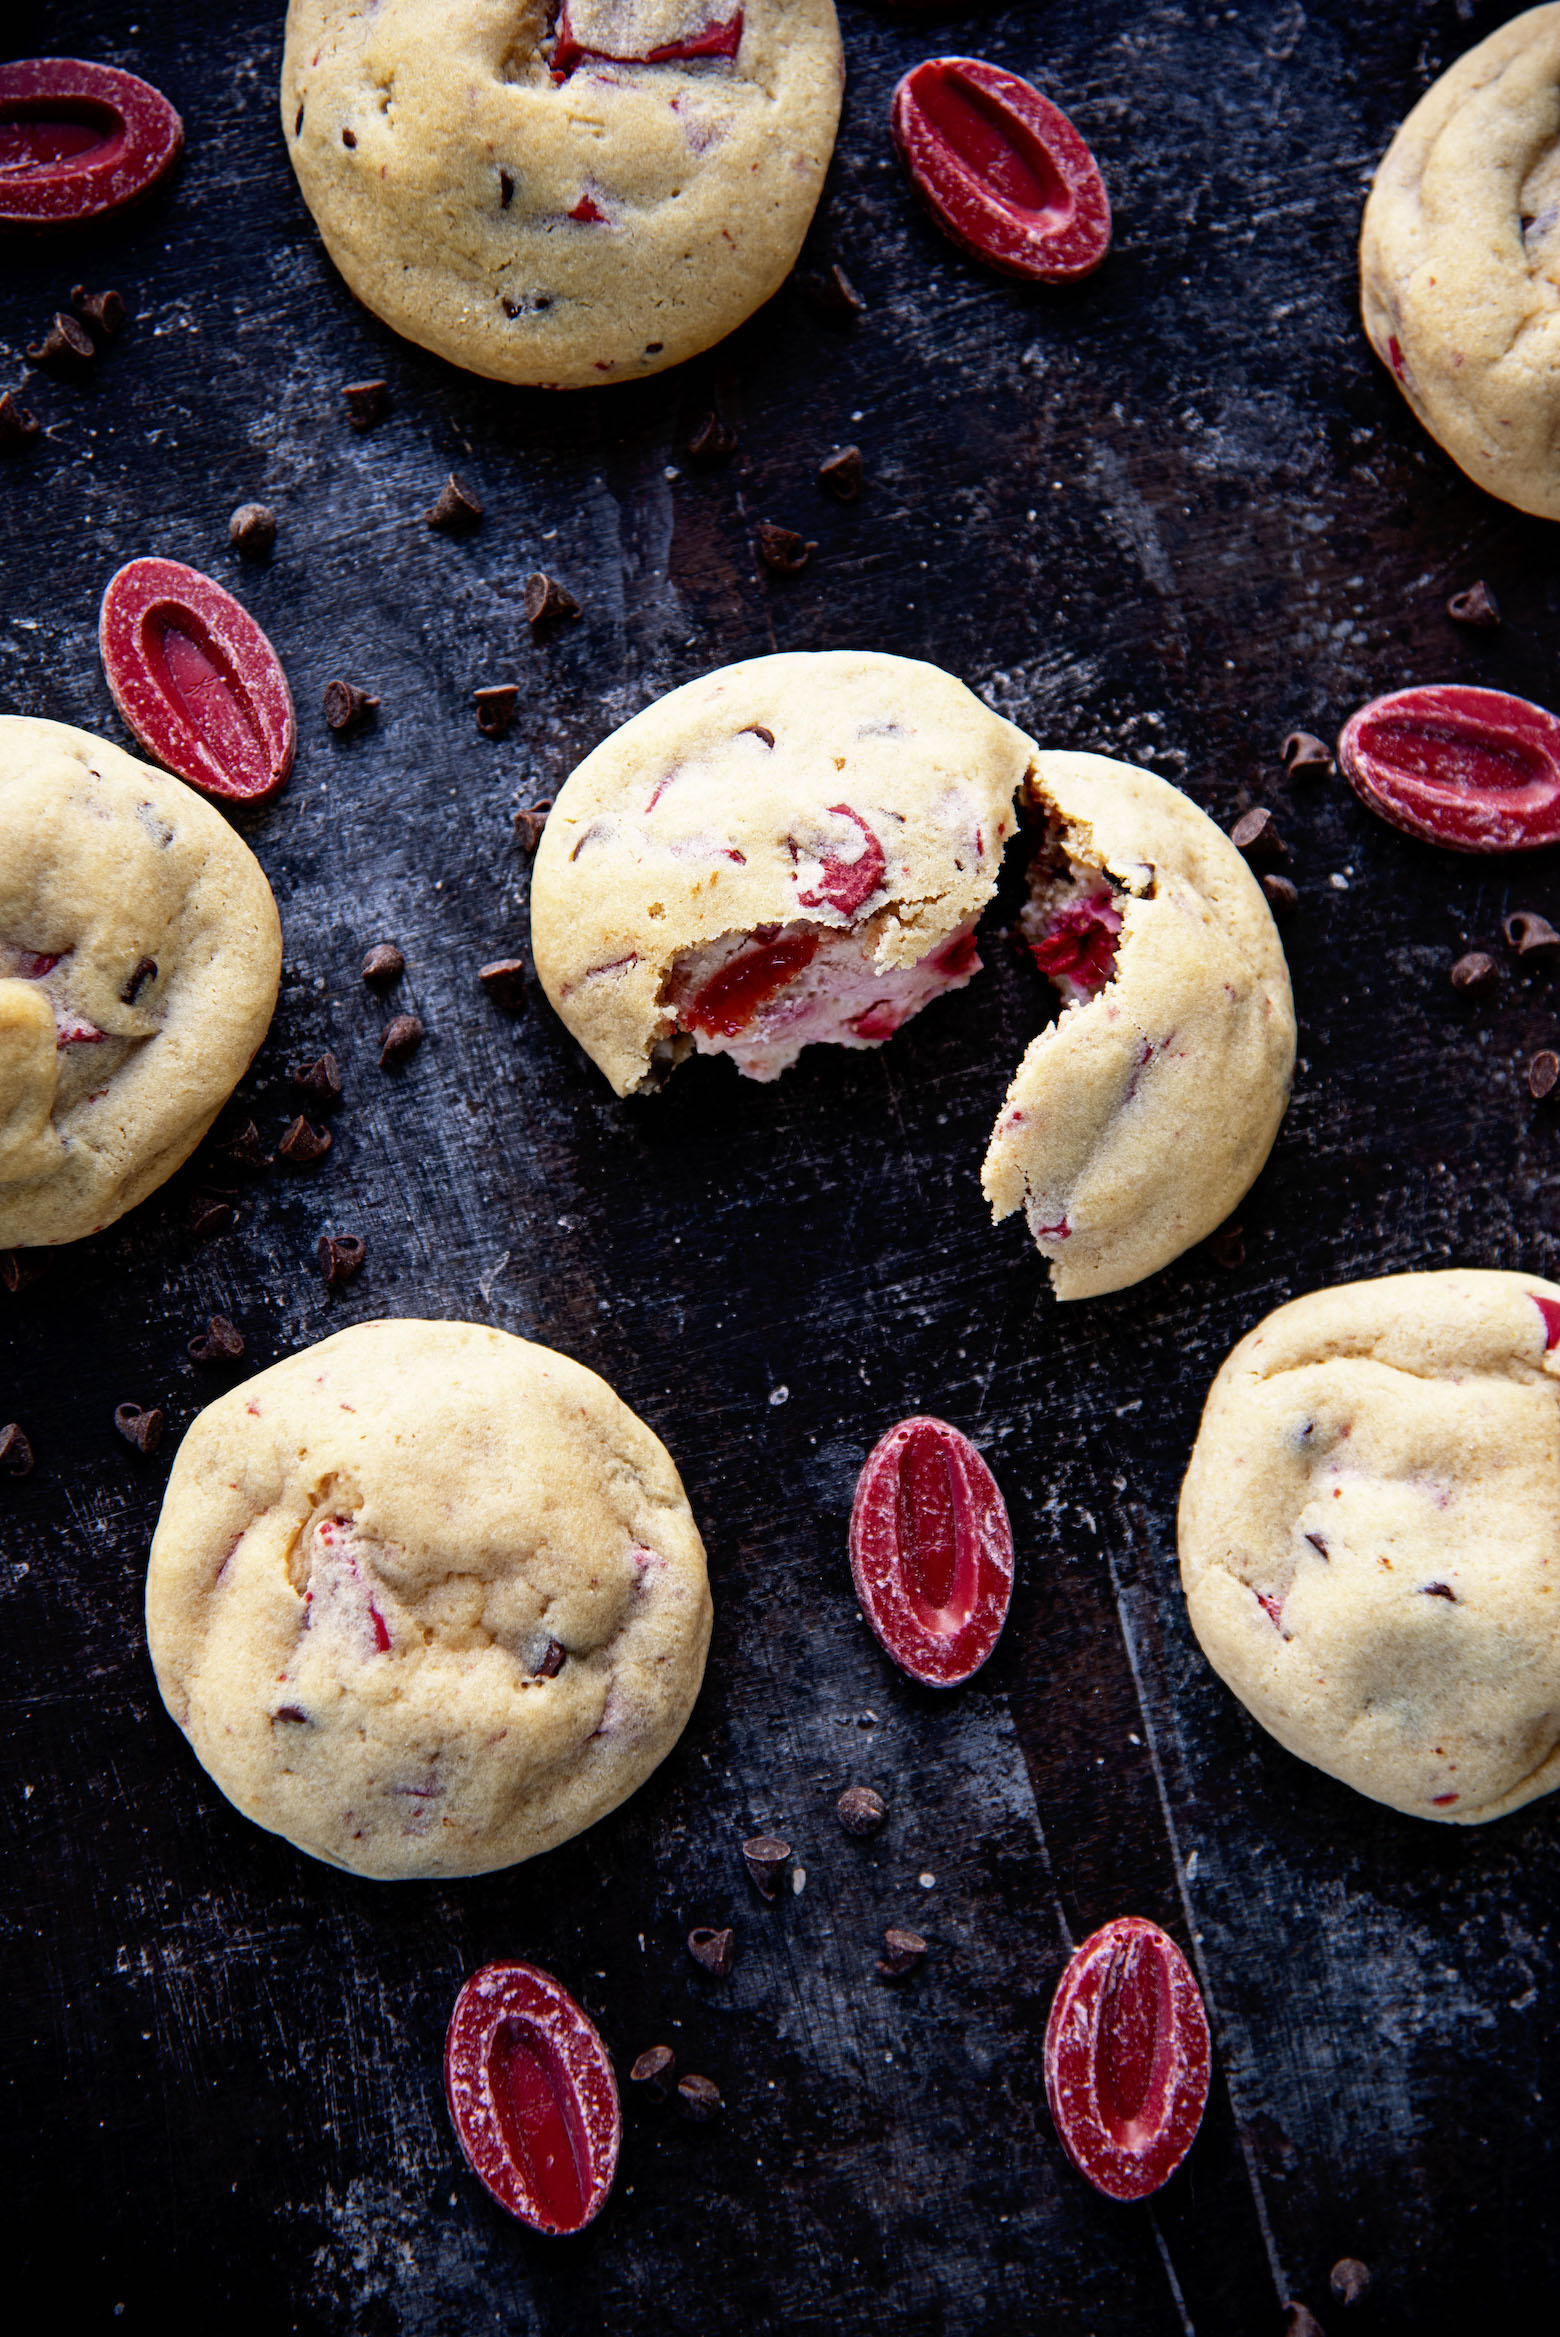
left=0, top=717, right=281, bottom=1249
left=1361, top=5, right=1560, bottom=518
left=281, top=0, right=843, bottom=388
left=145, top=1319, right=712, bottom=1879
left=1179, top=1270, right=1560, bottom=1824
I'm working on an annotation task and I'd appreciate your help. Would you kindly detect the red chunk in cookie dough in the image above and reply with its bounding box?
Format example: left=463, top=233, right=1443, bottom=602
left=794, top=806, right=887, bottom=917
left=1025, top=891, right=1122, bottom=999
left=553, top=3, right=744, bottom=77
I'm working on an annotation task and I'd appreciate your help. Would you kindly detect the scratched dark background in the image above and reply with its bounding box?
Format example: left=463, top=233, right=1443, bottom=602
left=3, top=1, right=1558, bottom=2331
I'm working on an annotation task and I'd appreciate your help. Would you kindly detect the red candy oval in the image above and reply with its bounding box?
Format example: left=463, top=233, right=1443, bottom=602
left=0, top=59, right=182, bottom=228
left=1044, top=1916, right=1211, bottom=2202
left=99, top=558, right=296, bottom=804
left=445, top=1962, right=620, bottom=2235
left=891, top=57, right=1110, bottom=284
left=1338, top=684, right=1560, bottom=854
left=849, top=1415, right=1014, bottom=1688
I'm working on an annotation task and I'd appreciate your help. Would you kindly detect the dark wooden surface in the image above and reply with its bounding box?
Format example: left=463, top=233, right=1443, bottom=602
left=4, top=3, right=1560, bottom=2330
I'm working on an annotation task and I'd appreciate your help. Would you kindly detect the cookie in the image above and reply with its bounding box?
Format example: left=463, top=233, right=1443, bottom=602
left=1, top=717, right=281, bottom=1249
left=982, top=753, right=1295, bottom=1300
left=1179, top=1270, right=1560, bottom=1824
left=1361, top=6, right=1560, bottom=519
left=281, top=1, right=844, bottom=390
left=530, top=650, right=1036, bottom=1094
left=145, top=1320, right=712, bottom=1879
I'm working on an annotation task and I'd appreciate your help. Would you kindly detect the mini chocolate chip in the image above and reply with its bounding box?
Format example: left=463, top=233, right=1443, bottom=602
left=1504, top=910, right=1560, bottom=956
left=677, top=2073, right=721, bottom=2123
left=478, top=958, right=528, bottom=1013
left=1305, top=1531, right=1329, bottom=1557
left=322, top=679, right=379, bottom=733
left=1530, top=1050, right=1559, bottom=1099
left=28, top=313, right=94, bottom=375
left=188, top=1195, right=236, bottom=1239
left=524, top=571, right=581, bottom=626
left=1422, top=1581, right=1458, bottom=1601
left=217, top=1121, right=272, bottom=1172
left=1281, top=730, right=1333, bottom=774
left=361, top=942, right=404, bottom=989
left=645, top=341, right=664, bottom=355
left=318, top=1234, right=366, bottom=1287
left=188, top=1314, right=245, bottom=1364
left=802, top=262, right=863, bottom=320
left=294, top=101, right=305, bottom=136
left=534, top=1637, right=566, bottom=1678
left=120, top=956, right=158, bottom=1004
left=687, top=414, right=738, bottom=463
left=228, top=502, right=276, bottom=559
left=0, top=391, right=40, bottom=454
left=341, top=126, right=356, bottom=147
left=277, top=1115, right=332, bottom=1165
left=1450, top=950, right=1497, bottom=992
left=742, top=1834, right=791, bottom=1900
left=1230, top=806, right=1287, bottom=863
left=499, top=169, right=515, bottom=208
left=740, top=725, right=776, bottom=748
left=687, top=1926, right=736, bottom=1978
left=1329, top=2260, right=1371, bottom=2307
left=342, top=380, right=389, bottom=430
left=0, top=1423, right=35, bottom=1479
left=71, top=285, right=126, bottom=338
left=426, top=473, right=483, bottom=533
left=1261, top=874, right=1298, bottom=918
left=1207, top=1219, right=1245, bottom=1269
left=292, top=1052, right=343, bottom=1109
left=1447, top=579, right=1501, bottom=629
left=513, top=801, right=552, bottom=851
left=1283, top=2307, right=1325, bottom=2337
left=115, top=1403, right=164, bottom=1455
left=273, top=1705, right=311, bottom=1726
left=836, top=1785, right=887, bottom=1837
left=473, top=684, right=518, bottom=739
left=877, top=1926, right=927, bottom=1978
left=630, top=2045, right=676, bottom=2095
left=1, top=1249, right=48, bottom=1295
left=818, top=444, right=863, bottom=502
left=380, top=1014, right=424, bottom=1067
left=756, top=522, right=816, bottom=576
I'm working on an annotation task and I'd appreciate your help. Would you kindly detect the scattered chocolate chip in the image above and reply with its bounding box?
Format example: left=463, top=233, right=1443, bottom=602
left=1230, top=806, right=1287, bottom=864
left=426, top=472, right=483, bottom=533
left=1329, top=2260, right=1371, bottom=2308
left=836, top=1784, right=888, bottom=1837
left=1261, top=873, right=1298, bottom=918
left=228, top=502, right=276, bottom=559
left=1450, top=950, right=1497, bottom=993
left=478, top=958, right=527, bottom=1013
left=322, top=678, right=379, bottom=734
left=0, top=1423, right=34, bottom=1479
left=1504, top=910, right=1560, bottom=956
left=120, top=956, right=158, bottom=1004
left=687, top=1926, right=736, bottom=1978
left=318, top=1233, right=366, bottom=1287
left=272, top=1705, right=311, bottom=1725
left=0, top=391, right=40, bottom=454
left=630, top=2045, right=676, bottom=2096
left=1447, top=579, right=1501, bottom=629
left=877, top=1925, right=927, bottom=1978
left=188, top=1314, right=245, bottom=1363
left=742, top=1834, right=791, bottom=1900
left=277, top=1115, right=332, bottom=1165
left=380, top=1013, right=424, bottom=1067
left=1, top=1249, right=48, bottom=1295
left=1530, top=1050, right=1559, bottom=1099
left=687, top=413, right=738, bottom=463
left=757, top=521, right=816, bottom=576
left=677, top=2073, right=722, bottom=2123
left=292, top=1052, right=343, bottom=1109
left=217, top=1120, right=272, bottom=1172
left=27, top=312, right=94, bottom=375
left=1207, top=1219, right=1245, bottom=1269
left=71, top=285, right=126, bottom=338
left=1283, top=2307, right=1325, bottom=2337
left=473, top=684, right=518, bottom=739
left=188, top=1194, right=236, bottom=1239
left=533, top=1637, right=566, bottom=1678
left=499, top=169, right=515, bottom=208
left=818, top=444, right=863, bottom=502
left=341, top=126, right=357, bottom=148
left=342, top=380, right=388, bottom=430
left=802, top=262, right=863, bottom=320
left=114, top=1403, right=164, bottom=1455
left=1281, top=730, right=1333, bottom=774
left=361, top=942, right=404, bottom=989
left=524, top=571, right=581, bottom=626
left=513, top=800, right=552, bottom=851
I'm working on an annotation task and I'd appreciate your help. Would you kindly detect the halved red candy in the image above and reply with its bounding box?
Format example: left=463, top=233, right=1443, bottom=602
left=849, top=1415, right=1014, bottom=1687
left=554, top=4, right=744, bottom=77
left=1338, top=684, right=1560, bottom=854
left=445, top=1962, right=620, bottom=2235
left=891, top=57, right=1110, bottom=284
left=0, top=59, right=183, bottom=228
left=1045, top=1916, right=1211, bottom=2202
left=99, top=558, right=295, bottom=804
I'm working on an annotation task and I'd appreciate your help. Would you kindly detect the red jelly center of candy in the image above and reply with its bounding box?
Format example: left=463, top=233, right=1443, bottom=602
left=1096, top=1937, right=1176, bottom=2151
left=1365, top=715, right=1551, bottom=807
left=0, top=99, right=123, bottom=177
left=143, top=603, right=273, bottom=791
left=488, top=2019, right=588, bottom=2232
left=912, top=69, right=1072, bottom=228
left=896, top=1421, right=978, bottom=1634
left=683, top=931, right=819, bottom=1037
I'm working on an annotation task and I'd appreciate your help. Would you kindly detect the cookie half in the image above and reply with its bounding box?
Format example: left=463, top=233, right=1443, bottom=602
left=1179, top=1270, right=1560, bottom=1823
left=530, top=651, right=1035, bottom=1094
left=145, top=1320, right=712, bottom=1879
left=982, top=753, right=1295, bottom=1300
left=1361, top=5, right=1560, bottom=519
left=1, top=717, right=281, bottom=1249
left=281, top=1, right=844, bottom=389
